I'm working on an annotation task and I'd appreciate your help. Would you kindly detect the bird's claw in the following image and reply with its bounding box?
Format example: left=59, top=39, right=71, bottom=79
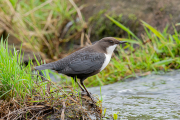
left=80, top=91, right=91, bottom=96
left=79, top=91, right=95, bottom=103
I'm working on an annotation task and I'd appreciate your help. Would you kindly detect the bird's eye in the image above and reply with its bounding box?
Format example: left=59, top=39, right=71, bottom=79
left=109, top=40, right=113, bottom=43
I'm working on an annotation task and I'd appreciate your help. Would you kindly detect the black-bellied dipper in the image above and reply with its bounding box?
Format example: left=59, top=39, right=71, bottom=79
left=35, top=37, right=126, bottom=102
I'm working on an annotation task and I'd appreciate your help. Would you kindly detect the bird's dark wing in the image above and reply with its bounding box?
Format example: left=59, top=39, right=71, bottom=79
left=67, top=52, right=105, bottom=74
left=34, top=47, right=106, bottom=75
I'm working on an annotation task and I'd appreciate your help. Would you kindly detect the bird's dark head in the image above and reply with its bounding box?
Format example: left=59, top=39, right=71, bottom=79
left=95, top=37, right=126, bottom=54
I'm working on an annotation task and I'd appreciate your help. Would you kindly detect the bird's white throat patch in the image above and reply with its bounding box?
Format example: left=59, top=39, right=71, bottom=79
left=106, top=44, right=117, bottom=55
left=100, top=44, right=117, bottom=71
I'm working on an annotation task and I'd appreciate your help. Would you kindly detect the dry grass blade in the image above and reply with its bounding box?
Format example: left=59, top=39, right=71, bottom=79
left=81, top=31, right=85, bottom=47
left=69, top=0, right=84, bottom=24
left=85, top=34, right=92, bottom=45
left=23, top=0, right=53, bottom=17
left=69, top=0, right=89, bottom=47
left=61, top=101, right=66, bottom=120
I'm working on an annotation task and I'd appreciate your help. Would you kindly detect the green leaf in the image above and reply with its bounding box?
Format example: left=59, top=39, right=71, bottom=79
left=175, top=23, right=180, bottom=26
left=152, top=59, right=174, bottom=66
left=103, top=108, right=107, bottom=116
left=113, top=113, right=118, bottom=120
left=106, top=14, right=141, bottom=43
left=141, top=20, right=166, bottom=40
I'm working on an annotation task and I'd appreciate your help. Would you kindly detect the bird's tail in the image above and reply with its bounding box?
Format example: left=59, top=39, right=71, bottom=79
left=34, top=64, right=54, bottom=71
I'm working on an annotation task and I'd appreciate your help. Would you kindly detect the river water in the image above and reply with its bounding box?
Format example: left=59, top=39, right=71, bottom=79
left=89, top=70, right=180, bottom=119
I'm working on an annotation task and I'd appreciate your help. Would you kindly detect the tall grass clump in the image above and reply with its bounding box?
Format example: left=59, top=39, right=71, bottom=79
left=0, top=37, right=34, bottom=100
left=84, top=15, right=180, bottom=87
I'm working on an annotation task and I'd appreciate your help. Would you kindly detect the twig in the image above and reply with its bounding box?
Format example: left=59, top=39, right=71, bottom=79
left=61, top=101, right=66, bottom=120
left=85, top=34, right=92, bottom=45
left=88, top=25, right=92, bottom=39
left=81, top=31, right=85, bottom=47
left=69, top=0, right=84, bottom=25
left=69, top=0, right=88, bottom=47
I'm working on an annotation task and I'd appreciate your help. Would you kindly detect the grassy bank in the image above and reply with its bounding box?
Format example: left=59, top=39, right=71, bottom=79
left=0, top=38, right=101, bottom=119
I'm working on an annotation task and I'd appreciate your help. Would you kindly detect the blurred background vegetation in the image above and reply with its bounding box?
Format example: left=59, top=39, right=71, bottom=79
left=1, top=0, right=180, bottom=87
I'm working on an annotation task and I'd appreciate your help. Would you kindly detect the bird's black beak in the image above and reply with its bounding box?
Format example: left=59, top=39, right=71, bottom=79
left=118, top=41, right=127, bottom=44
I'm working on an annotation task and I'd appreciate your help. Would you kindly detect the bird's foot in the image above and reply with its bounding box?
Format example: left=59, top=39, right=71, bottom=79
left=89, top=95, right=95, bottom=103
left=80, top=91, right=91, bottom=96
left=80, top=91, right=91, bottom=97
left=79, top=91, right=95, bottom=103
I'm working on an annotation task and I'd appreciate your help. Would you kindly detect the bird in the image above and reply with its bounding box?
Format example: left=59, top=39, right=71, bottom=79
left=35, top=37, right=126, bottom=102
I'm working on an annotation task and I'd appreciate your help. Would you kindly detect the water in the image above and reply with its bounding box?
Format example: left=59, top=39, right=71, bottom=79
left=89, top=71, right=180, bottom=119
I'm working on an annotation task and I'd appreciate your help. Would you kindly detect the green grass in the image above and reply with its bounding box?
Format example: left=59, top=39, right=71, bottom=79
left=0, top=37, right=35, bottom=100
left=0, top=37, right=57, bottom=101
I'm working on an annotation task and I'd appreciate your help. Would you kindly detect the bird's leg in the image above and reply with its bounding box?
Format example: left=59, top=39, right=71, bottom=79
left=73, top=77, right=85, bottom=92
left=80, top=80, right=95, bottom=103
